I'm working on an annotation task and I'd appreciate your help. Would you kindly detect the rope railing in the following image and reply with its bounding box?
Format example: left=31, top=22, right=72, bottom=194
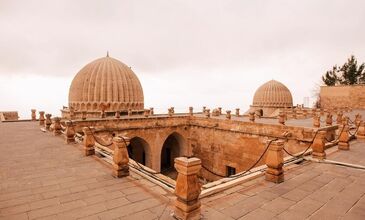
left=201, top=139, right=277, bottom=179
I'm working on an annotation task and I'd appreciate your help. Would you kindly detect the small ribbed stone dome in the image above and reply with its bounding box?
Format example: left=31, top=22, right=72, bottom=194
left=68, top=55, right=144, bottom=112
left=252, top=80, right=293, bottom=108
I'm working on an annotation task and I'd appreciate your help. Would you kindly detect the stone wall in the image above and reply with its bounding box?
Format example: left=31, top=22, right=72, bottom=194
left=0, top=111, right=19, bottom=121
left=320, top=85, right=365, bottom=109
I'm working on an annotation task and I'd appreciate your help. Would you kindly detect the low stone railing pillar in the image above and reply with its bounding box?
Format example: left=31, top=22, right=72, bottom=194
left=128, top=109, right=132, bottom=117
left=226, top=110, right=231, bottom=120
left=168, top=108, right=173, bottom=117
left=235, top=108, right=240, bottom=117
left=278, top=112, right=285, bottom=125
left=115, top=111, right=120, bottom=119
left=189, top=107, right=193, bottom=116
left=205, top=109, right=210, bottom=118
left=313, top=115, right=320, bottom=128
left=82, top=127, right=95, bottom=156
left=31, top=109, right=36, bottom=121
left=202, top=106, right=206, bottom=113
left=326, top=113, right=333, bottom=126
left=144, top=109, right=150, bottom=117
left=53, top=117, right=62, bottom=136
left=65, top=121, right=75, bottom=144
left=336, top=112, right=343, bottom=124
left=218, top=107, right=222, bottom=115
left=249, top=112, right=255, bottom=122
left=303, top=109, right=308, bottom=118
left=112, top=136, right=130, bottom=178
left=338, top=117, right=350, bottom=150
left=312, top=130, right=326, bottom=160
left=39, top=111, right=45, bottom=125
left=355, top=114, right=362, bottom=127
left=82, top=111, right=87, bottom=120
left=173, top=157, right=201, bottom=220
left=265, top=140, right=284, bottom=183
left=100, top=110, right=106, bottom=118
left=356, top=121, right=365, bottom=139
left=150, top=108, right=154, bottom=116
left=45, top=114, right=52, bottom=130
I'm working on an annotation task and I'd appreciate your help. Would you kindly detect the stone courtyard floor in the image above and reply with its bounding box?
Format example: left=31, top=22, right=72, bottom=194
left=1, top=121, right=365, bottom=219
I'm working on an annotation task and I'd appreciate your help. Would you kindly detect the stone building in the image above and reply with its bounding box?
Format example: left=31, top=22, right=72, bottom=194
left=320, top=84, right=365, bottom=109
left=248, top=80, right=293, bottom=117
left=62, top=54, right=144, bottom=119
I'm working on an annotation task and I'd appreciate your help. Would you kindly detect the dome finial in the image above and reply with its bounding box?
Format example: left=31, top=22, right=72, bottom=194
left=106, top=51, right=109, bottom=57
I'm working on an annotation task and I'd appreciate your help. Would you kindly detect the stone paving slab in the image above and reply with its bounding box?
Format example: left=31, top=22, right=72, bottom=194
left=0, top=122, right=174, bottom=220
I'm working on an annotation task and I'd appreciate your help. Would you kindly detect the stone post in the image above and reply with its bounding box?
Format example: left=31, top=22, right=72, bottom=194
left=82, top=127, right=95, bottom=156
left=100, top=110, right=106, bottom=118
left=355, top=114, right=362, bottom=127
left=128, top=109, right=132, bottom=117
left=226, top=110, right=231, bottom=120
left=189, top=107, right=193, bottom=116
left=249, top=112, right=255, bottom=122
left=45, top=114, right=52, bottom=130
left=265, top=140, right=284, bottom=183
left=326, top=113, right=333, bottom=126
left=320, top=108, right=324, bottom=116
left=168, top=108, right=173, bottom=117
left=336, top=111, right=343, bottom=125
left=173, top=157, right=202, bottom=220
left=313, top=115, right=320, bottom=128
left=312, top=130, right=326, bottom=160
left=31, top=109, right=36, bottom=121
left=150, top=108, right=154, bottom=116
left=338, top=117, right=350, bottom=150
left=144, top=109, right=150, bottom=117
left=356, top=121, right=365, bottom=139
left=218, top=107, right=222, bottom=115
left=69, top=108, right=75, bottom=120
left=235, top=108, right=240, bottom=117
left=39, top=111, right=45, bottom=125
left=82, top=111, right=87, bottom=120
left=278, top=112, right=285, bottom=125
left=112, top=136, right=130, bottom=178
left=205, top=109, right=210, bottom=118
left=53, top=117, right=62, bottom=136
left=202, top=106, right=206, bottom=114
left=171, top=107, right=175, bottom=114
left=303, top=109, right=307, bottom=118
left=65, top=121, right=75, bottom=144
left=115, top=111, right=120, bottom=119
left=292, top=109, right=297, bottom=119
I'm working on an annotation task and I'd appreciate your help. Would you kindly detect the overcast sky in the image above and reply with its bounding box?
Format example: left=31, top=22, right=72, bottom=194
left=1, top=0, right=365, bottom=118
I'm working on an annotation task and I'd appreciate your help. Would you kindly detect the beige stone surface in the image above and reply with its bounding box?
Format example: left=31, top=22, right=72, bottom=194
left=320, top=85, right=365, bottom=109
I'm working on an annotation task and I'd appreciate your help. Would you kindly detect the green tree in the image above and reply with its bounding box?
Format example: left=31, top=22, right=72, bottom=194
left=322, top=55, right=365, bottom=86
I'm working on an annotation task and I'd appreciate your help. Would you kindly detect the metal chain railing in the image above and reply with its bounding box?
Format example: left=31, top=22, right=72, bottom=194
left=282, top=129, right=320, bottom=158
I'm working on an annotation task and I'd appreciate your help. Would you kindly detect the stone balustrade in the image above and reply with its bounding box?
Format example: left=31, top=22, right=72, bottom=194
left=226, top=110, right=231, bottom=120
left=53, top=117, right=62, bottom=136
left=235, top=108, right=240, bottom=117
left=45, top=114, right=52, bottom=130
left=265, top=140, right=284, bottom=183
left=173, top=157, right=201, bottom=220
left=31, top=109, right=36, bottom=121
left=65, top=121, right=75, bottom=144
left=83, top=127, right=95, bottom=156
left=112, top=136, right=130, bottom=178
left=312, top=130, right=326, bottom=160
left=39, top=111, right=45, bottom=125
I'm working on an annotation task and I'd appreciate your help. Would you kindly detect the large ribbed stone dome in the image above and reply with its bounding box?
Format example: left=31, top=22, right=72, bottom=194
left=68, top=55, right=144, bottom=112
left=252, top=80, right=293, bottom=108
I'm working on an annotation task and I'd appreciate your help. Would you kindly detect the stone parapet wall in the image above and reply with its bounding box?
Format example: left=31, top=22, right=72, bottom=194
left=0, top=111, right=19, bottom=121
left=320, top=85, right=365, bottom=109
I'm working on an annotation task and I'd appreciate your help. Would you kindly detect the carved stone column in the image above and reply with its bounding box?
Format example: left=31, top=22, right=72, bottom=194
left=39, top=111, right=45, bottom=125
left=112, top=136, right=130, bottom=178
left=189, top=107, right=193, bottom=116
left=235, top=108, right=240, bottom=117
left=53, top=117, right=62, bottom=136
left=249, top=112, right=255, bottom=122
left=82, top=127, right=95, bottom=156
left=356, top=121, right=365, bottom=139
left=265, top=140, right=284, bottom=183
left=65, top=121, right=75, bottom=144
left=338, top=117, right=350, bottom=150
left=31, top=109, right=36, bottom=121
left=45, top=114, right=52, bottom=130
left=173, top=157, right=201, bottom=220
left=226, top=110, right=231, bottom=120
left=312, top=130, right=326, bottom=160
left=115, top=111, right=120, bottom=119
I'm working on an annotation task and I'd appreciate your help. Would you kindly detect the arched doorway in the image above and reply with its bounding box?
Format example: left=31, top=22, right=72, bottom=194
left=127, top=137, right=151, bottom=168
left=160, top=132, right=186, bottom=178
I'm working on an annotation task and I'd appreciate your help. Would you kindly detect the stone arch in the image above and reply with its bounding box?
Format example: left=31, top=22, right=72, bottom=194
left=127, top=136, right=152, bottom=169
left=160, top=132, right=187, bottom=178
